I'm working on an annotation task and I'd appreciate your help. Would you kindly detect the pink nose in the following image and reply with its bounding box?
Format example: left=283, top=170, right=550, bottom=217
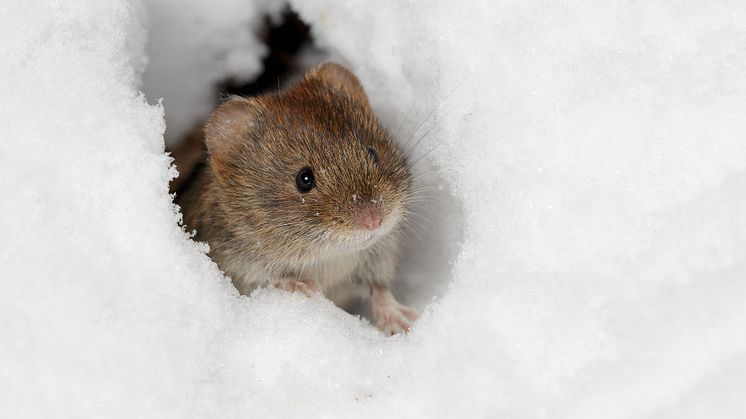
left=356, top=206, right=382, bottom=230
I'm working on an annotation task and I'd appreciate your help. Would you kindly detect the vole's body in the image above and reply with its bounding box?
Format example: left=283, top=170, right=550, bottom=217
left=175, top=63, right=416, bottom=333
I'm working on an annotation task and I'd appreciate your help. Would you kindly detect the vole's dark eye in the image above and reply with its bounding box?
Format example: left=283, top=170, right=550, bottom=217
left=367, top=146, right=378, bottom=163
left=295, top=167, right=315, bottom=193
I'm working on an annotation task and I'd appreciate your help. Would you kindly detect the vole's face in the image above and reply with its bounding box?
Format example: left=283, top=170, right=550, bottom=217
left=205, top=64, right=411, bottom=263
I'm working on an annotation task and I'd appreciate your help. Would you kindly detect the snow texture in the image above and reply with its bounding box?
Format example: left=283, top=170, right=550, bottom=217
left=2, top=0, right=746, bottom=418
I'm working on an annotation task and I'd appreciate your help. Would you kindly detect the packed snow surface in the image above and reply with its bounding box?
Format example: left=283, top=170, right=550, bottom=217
left=2, top=0, right=746, bottom=417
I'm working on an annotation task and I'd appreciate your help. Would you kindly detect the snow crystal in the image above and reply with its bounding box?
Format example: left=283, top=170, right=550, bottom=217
left=2, top=0, right=746, bottom=418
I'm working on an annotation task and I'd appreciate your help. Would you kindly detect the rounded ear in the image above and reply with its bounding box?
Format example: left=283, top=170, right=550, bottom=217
left=305, top=62, right=370, bottom=105
left=204, top=96, right=259, bottom=156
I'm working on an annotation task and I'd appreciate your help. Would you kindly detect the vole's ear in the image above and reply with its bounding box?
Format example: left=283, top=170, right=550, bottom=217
left=204, top=96, right=259, bottom=156
left=306, top=62, right=370, bottom=106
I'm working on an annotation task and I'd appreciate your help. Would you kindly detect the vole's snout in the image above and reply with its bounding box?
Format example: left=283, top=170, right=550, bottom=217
left=355, top=204, right=382, bottom=231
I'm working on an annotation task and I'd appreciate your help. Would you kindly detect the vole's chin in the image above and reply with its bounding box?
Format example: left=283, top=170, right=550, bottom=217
left=325, top=231, right=376, bottom=253
left=335, top=217, right=401, bottom=252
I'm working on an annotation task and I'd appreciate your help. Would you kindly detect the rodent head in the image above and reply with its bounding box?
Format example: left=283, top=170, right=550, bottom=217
left=204, top=63, right=410, bottom=265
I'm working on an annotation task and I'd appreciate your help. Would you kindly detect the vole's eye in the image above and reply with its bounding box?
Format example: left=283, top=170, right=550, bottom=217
left=367, top=146, right=378, bottom=163
left=295, top=167, right=315, bottom=193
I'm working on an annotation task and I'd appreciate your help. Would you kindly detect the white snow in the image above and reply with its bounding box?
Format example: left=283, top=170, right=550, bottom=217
left=141, top=0, right=284, bottom=144
left=2, top=0, right=746, bottom=418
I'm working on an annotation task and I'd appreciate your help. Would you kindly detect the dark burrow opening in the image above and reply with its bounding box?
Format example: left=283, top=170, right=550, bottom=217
left=219, top=9, right=311, bottom=98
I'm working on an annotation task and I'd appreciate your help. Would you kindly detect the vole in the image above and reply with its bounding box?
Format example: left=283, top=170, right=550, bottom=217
left=174, top=63, right=418, bottom=334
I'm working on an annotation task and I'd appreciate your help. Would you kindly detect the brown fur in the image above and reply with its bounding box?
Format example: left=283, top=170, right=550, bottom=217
left=175, top=63, right=416, bottom=334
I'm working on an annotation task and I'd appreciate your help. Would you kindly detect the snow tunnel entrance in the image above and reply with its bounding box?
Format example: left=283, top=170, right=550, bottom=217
left=150, top=7, right=462, bottom=319
left=218, top=10, right=311, bottom=99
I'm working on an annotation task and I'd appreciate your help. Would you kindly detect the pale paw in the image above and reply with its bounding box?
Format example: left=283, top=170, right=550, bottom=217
left=271, top=277, right=320, bottom=297
left=371, top=284, right=418, bottom=336
left=376, top=304, right=418, bottom=336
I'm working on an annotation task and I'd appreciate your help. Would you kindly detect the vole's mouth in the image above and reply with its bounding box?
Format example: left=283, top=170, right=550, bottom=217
left=338, top=211, right=402, bottom=249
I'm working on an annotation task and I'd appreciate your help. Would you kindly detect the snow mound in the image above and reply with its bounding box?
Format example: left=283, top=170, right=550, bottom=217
left=2, top=0, right=746, bottom=418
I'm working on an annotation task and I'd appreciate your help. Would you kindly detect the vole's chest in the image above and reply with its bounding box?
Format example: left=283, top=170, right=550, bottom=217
left=218, top=244, right=367, bottom=296
left=306, top=252, right=362, bottom=289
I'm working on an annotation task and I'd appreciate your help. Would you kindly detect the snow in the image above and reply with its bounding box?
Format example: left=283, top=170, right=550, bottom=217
left=142, top=0, right=284, bottom=144
left=2, top=0, right=746, bottom=418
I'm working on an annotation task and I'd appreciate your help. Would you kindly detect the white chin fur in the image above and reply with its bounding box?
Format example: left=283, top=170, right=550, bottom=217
left=337, top=215, right=400, bottom=251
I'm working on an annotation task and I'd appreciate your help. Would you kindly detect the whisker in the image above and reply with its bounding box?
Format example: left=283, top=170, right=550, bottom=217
left=403, top=212, right=438, bottom=230
left=409, top=171, right=440, bottom=183
left=398, top=84, right=460, bottom=154
left=392, top=97, right=417, bottom=141
left=401, top=89, right=468, bottom=164
left=408, top=141, right=445, bottom=169
left=406, top=186, right=442, bottom=196
left=406, top=193, right=440, bottom=201
left=398, top=219, right=428, bottom=247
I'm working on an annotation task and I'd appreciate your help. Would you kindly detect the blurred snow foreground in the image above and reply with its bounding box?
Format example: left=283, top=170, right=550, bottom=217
left=2, top=0, right=746, bottom=417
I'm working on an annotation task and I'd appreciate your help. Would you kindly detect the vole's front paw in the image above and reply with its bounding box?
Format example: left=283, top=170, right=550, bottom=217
left=272, top=277, right=320, bottom=297
left=375, top=303, right=418, bottom=336
left=371, top=284, right=418, bottom=336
